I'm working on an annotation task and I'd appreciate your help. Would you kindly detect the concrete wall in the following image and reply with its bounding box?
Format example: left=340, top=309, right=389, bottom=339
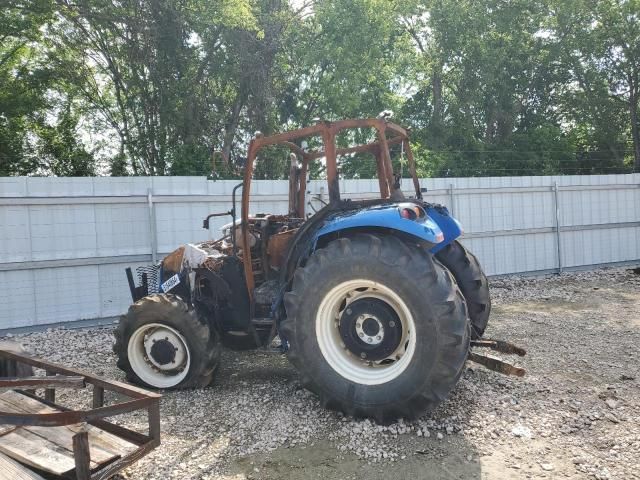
left=1, top=174, right=639, bottom=329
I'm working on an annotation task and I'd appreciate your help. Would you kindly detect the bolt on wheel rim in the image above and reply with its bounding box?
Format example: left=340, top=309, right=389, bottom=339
left=354, top=315, right=385, bottom=345
left=316, top=280, right=416, bottom=385
left=128, top=323, right=191, bottom=388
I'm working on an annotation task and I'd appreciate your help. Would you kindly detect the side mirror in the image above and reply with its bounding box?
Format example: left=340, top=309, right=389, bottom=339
left=202, top=211, right=232, bottom=230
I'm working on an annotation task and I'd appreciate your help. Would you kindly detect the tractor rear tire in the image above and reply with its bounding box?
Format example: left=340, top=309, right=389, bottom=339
left=114, top=294, right=221, bottom=389
left=435, top=240, right=491, bottom=339
left=281, top=234, right=470, bottom=422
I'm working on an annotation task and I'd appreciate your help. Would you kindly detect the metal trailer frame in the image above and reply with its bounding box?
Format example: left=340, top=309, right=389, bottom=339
left=0, top=349, right=161, bottom=480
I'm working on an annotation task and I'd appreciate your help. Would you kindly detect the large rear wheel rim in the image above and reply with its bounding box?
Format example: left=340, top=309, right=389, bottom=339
left=315, top=279, right=416, bottom=385
left=127, top=323, right=191, bottom=388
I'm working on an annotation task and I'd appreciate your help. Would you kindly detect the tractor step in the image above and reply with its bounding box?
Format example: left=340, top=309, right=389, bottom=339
left=251, top=317, right=274, bottom=327
left=468, top=338, right=526, bottom=377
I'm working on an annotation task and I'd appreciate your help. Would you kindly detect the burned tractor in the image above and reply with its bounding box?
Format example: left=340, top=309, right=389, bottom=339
left=115, top=118, right=524, bottom=422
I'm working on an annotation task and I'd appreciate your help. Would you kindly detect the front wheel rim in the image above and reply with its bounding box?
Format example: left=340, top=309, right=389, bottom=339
left=127, top=323, right=191, bottom=388
left=315, top=280, right=416, bottom=385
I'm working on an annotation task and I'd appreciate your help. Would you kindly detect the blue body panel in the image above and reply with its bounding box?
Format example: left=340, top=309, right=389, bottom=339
left=425, top=205, right=463, bottom=253
left=313, top=203, right=462, bottom=251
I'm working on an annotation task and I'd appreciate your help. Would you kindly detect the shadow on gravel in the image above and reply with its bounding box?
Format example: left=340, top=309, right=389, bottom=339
left=228, top=437, right=482, bottom=480
left=220, top=356, right=485, bottom=480
left=218, top=363, right=299, bottom=384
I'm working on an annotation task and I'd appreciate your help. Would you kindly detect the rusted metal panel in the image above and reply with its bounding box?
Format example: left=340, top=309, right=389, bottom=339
left=267, top=229, right=297, bottom=270
left=468, top=352, right=526, bottom=377
left=468, top=338, right=526, bottom=377
left=297, top=156, right=308, bottom=218
left=322, top=123, right=340, bottom=204
left=162, top=245, right=185, bottom=273
left=404, top=140, right=422, bottom=199
left=305, top=134, right=403, bottom=160
left=375, top=123, right=396, bottom=200
left=0, top=376, right=85, bottom=392
left=375, top=149, right=389, bottom=199
left=471, top=339, right=526, bottom=356
left=288, top=153, right=299, bottom=215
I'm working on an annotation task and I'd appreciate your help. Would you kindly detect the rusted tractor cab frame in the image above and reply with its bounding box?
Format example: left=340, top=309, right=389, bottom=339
left=240, top=118, right=420, bottom=299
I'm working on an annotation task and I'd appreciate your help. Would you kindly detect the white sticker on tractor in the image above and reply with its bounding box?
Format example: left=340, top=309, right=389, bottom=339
left=161, top=274, right=180, bottom=293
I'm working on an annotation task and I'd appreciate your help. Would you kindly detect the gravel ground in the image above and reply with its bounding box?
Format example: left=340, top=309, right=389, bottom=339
left=7, top=267, right=640, bottom=479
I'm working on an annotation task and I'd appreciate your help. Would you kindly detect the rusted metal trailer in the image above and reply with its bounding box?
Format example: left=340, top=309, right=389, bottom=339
left=0, top=347, right=160, bottom=479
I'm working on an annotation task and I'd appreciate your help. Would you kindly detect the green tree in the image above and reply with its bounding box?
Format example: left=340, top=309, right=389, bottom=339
left=0, top=0, right=52, bottom=175
left=552, top=0, right=639, bottom=171
left=2, top=0, right=639, bottom=178
left=36, top=102, right=96, bottom=176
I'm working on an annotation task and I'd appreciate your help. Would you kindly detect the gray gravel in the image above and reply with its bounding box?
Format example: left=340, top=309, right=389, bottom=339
left=9, top=267, right=640, bottom=479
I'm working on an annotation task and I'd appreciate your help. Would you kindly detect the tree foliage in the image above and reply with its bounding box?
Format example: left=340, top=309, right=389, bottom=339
left=1, top=0, right=638, bottom=177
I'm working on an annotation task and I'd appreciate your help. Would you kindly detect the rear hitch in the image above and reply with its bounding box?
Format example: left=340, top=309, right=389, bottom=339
left=471, top=339, right=526, bottom=356
left=468, top=338, right=526, bottom=377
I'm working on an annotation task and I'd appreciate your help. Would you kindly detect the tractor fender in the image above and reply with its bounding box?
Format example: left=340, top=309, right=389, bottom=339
left=313, top=203, right=444, bottom=248
left=424, top=205, right=463, bottom=254
left=274, top=200, right=464, bottom=324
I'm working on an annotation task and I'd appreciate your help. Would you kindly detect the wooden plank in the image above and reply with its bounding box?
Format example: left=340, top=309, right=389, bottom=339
left=0, top=393, right=51, bottom=436
left=4, top=391, right=137, bottom=453
left=23, top=426, right=119, bottom=466
left=7, top=390, right=146, bottom=448
left=0, top=391, right=59, bottom=433
left=0, top=392, right=137, bottom=471
left=0, top=392, right=136, bottom=457
left=0, top=391, right=55, bottom=415
left=72, top=423, right=137, bottom=456
left=0, top=451, right=46, bottom=480
left=0, top=424, right=18, bottom=436
left=0, top=428, right=81, bottom=475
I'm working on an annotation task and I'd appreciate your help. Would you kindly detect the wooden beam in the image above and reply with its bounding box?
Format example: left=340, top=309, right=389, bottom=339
left=72, top=430, right=91, bottom=480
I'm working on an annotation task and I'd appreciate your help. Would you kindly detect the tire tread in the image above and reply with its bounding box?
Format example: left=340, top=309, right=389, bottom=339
left=113, top=294, right=221, bottom=390
left=281, top=234, right=469, bottom=422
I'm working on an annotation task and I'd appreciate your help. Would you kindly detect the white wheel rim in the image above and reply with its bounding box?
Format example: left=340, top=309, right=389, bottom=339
left=127, top=323, right=191, bottom=388
left=315, top=279, right=416, bottom=385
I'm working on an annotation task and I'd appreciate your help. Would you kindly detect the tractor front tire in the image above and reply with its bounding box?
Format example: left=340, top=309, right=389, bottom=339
left=435, top=240, right=491, bottom=339
left=281, top=234, right=470, bottom=422
left=114, top=294, right=221, bottom=389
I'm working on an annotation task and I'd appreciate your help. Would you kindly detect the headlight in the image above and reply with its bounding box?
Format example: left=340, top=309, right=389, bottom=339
left=398, top=205, right=426, bottom=221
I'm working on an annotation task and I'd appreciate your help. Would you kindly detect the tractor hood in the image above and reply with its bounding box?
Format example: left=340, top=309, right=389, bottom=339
left=314, top=202, right=445, bottom=246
